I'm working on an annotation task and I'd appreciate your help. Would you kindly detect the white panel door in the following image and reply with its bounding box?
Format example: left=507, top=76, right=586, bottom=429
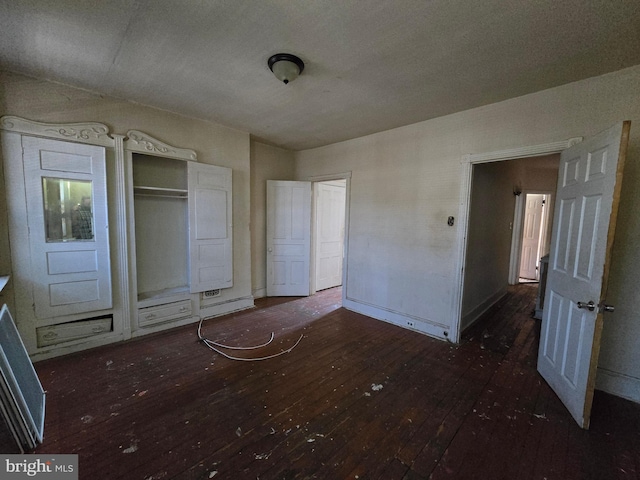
left=188, top=162, right=233, bottom=292
left=537, top=122, right=630, bottom=428
left=315, top=181, right=346, bottom=291
left=267, top=181, right=311, bottom=296
left=23, top=137, right=112, bottom=318
left=519, top=193, right=544, bottom=280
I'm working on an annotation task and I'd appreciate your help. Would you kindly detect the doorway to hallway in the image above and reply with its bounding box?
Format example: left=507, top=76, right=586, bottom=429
left=313, top=179, right=347, bottom=292
left=517, top=192, right=552, bottom=284
left=266, top=175, right=350, bottom=306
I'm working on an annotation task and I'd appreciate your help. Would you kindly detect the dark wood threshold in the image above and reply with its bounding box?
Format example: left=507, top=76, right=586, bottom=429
left=2, top=284, right=637, bottom=479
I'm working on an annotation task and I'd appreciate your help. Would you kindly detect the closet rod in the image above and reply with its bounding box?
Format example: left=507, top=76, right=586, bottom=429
left=134, top=193, right=187, bottom=199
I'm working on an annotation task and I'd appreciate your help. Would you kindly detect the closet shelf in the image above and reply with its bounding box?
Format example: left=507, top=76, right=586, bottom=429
left=134, top=186, right=188, bottom=198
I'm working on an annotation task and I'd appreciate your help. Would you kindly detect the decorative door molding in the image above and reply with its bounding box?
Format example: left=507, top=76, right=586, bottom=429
left=0, top=116, right=114, bottom=147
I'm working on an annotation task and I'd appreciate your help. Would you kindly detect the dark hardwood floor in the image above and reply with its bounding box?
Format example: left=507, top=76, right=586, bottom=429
left=7, top=284, right=640, bottom=479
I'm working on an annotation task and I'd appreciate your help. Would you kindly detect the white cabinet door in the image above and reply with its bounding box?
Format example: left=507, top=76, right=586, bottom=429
left=23, top=137, right=112, bottom=318
left=266, top=181, right=311, bottom=296
left=537, top=122, right=630, bottom=428
left=188, top=162, right=233, bottom=292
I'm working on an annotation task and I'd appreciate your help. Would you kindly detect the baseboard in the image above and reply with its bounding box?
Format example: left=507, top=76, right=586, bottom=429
left=252, top=288, right=267, bottom=299
left=461, top=287, right=509, bottom=332
left=343, top=297, right=451, bottom=341
left=596, top=368, right=640, bottom=403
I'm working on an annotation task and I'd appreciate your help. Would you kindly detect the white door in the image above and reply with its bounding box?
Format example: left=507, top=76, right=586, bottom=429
left=537, top=121, right=630, bottom=428
left=188, top=162, right=233, bottom=292
left=519, top=193, right=545, bottom=280
left=23, top=137, right=112, bottom=318
left=266, top=181, right=311, bottom=296
left=315, top=180, right=346, bottom=291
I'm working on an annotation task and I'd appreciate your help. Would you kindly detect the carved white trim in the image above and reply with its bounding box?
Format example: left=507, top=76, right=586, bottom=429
left=125, top=130, right=197, bottom=161
left=0, top=116, right=114, bottom=147
left=463, top=137, right=583, bottom=164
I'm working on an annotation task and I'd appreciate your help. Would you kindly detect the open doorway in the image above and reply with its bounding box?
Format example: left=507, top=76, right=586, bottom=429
left=513, top=191, right=553, bottom=284
left=312, top=180, right=347, bottom=293
left=459, top=153, right=560, bottom=332
left=266, top=175, right=350, bottom=304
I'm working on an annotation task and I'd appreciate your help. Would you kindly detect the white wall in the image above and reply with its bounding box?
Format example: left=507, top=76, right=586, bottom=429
left=295, top=65, right=640, bottom=402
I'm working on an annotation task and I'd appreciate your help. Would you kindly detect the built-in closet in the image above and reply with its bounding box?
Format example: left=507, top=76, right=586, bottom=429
left=125, top=131, right=233, bottom=335
left=0, top=117, right=234, bottom=359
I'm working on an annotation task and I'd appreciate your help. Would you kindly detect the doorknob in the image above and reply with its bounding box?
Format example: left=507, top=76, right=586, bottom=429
left=577, top=301, right=596, bottom=311
left=599, top=303, right=615, bottom=313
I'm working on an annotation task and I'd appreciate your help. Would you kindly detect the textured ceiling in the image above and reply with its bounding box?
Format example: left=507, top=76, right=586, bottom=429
left=1, top=0, right=640, bottom=150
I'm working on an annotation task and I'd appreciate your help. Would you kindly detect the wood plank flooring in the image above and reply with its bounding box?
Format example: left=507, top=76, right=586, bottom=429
left=7, top=284, right=639, bottom=479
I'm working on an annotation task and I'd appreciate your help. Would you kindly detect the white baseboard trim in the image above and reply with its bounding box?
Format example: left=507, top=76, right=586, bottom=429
left=343, top=297, right=451, bottom=342
left=252, top=288, right=267, bottom=299
left=461, top=287, right=509, bottom=332
left=596, top=368, right=640, bottom=403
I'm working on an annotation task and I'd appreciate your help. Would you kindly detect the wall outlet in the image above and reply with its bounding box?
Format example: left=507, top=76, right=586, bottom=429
left=407, top=321, right=414, bottom=328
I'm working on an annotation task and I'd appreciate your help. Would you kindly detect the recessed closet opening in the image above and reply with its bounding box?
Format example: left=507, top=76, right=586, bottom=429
left=132, top=153, right=190, bottom=303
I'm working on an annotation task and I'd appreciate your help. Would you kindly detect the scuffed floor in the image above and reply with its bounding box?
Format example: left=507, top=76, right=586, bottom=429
left=15, top=285, right=640, bottom=479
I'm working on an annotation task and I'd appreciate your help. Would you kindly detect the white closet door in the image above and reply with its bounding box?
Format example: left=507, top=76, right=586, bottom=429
left=23, top=137, right=112, bottom=318
left=188, top=162, right=233, bottom=292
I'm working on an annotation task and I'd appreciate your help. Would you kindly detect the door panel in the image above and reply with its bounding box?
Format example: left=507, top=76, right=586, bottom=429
left=537, top=121, right=630, bottom=428
left=267, top=181, right=311, bottom=296
left=519, top=194, right=544, bottom=280
left=315, top=181, right=346, bottom=291
left=23, top=137, right=112, bottom=318
left=188, top=162, right=233, bottom=292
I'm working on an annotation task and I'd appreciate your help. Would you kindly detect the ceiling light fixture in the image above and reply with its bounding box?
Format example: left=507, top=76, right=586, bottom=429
left=268, top=53, right=305, bottom=84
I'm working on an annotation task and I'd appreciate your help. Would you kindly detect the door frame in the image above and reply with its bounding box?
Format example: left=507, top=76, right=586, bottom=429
left=453, top=137, right=582, bottom=343
left=508, top=190, right=554, bottom=285
left=303, top=172, right=351, bottom=303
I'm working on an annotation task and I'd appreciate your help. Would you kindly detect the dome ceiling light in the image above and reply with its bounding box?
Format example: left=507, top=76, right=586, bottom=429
left=268, top=53, right=305, bottom=84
